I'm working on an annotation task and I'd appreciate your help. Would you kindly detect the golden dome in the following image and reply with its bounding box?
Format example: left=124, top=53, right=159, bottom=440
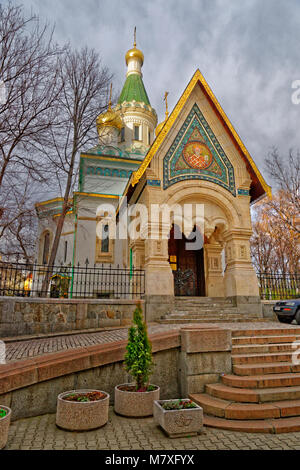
left=96, top=106, right=123, bottom=131
left=125, top=47, right=144, bottom=66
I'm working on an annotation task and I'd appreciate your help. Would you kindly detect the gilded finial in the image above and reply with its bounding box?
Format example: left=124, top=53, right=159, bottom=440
left=134, top=26, right=137, bottom=47
left=164, top=91, right=169, bottom=119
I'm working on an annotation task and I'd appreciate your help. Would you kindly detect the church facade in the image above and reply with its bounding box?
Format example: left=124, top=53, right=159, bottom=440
left=35, top=37, right=271, bottom=320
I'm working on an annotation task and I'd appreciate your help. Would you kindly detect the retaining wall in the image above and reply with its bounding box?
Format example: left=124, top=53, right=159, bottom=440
left=0, top=328, right=232, bottom=421
left=0, top=298, right=144, bottom=337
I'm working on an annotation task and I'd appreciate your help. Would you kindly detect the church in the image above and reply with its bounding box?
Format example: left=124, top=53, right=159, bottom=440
left=35, top=33, right=271, bottom=321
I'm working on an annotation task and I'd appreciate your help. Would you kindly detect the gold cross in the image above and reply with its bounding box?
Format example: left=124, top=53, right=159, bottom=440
left=134, top=27, right=137, bottom=47
left=164, top=91, right=169, bottom=119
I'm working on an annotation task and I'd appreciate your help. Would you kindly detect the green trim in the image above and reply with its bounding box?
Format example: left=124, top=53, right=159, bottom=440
left=118, top=74, right=150, bottom=105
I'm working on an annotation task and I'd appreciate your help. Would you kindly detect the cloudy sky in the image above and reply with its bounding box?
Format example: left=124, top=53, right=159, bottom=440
left=22, top=0, right=300, bottom=182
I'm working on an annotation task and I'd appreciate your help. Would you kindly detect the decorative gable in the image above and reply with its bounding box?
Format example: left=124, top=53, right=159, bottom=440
left=163, top=104, right=236, bottom=195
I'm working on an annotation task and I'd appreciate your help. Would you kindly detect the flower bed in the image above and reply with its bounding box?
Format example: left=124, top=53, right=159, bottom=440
left=161, top=399, right=198, bottom=411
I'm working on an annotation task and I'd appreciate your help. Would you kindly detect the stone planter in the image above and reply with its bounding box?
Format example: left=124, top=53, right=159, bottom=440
left=153, top=399, right=203, bottom=438
left=56, top=390, right=109, bottom=431
left=0, top=406, right=11, bottom=450
left=114, top=384, right=160, bottom=417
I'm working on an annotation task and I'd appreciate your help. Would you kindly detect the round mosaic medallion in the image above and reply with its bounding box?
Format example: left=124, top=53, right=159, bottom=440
left=182, top=141, right=213, bottom=170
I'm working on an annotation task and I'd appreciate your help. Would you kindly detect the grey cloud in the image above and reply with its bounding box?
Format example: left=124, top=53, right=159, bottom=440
left=21, top=0, right=300, bottom=182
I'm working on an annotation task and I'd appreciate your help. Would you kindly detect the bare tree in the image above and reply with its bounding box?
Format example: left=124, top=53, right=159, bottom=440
left=0, top=2, right=64, bottom=248
left=39, top=46, right=112, bottom=293
left=265, top=148, right=300, bottom=236
left=251, top=193, right=300, bottom=274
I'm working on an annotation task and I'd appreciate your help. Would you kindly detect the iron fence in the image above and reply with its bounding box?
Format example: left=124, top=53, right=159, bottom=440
left=257, top=272, right=300, bottom=300
left=0, top=261, right=145, bottom=299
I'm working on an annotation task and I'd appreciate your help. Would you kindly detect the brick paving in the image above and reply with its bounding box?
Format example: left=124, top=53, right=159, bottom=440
left=4, top=407, right=300, bottom=450
left=3, top=321, right=299, bottom=363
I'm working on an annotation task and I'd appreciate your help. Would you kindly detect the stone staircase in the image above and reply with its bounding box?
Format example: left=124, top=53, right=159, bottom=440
left=159, top=297, right=265, bottom=324
left=190, top=327, right=300, bottom=433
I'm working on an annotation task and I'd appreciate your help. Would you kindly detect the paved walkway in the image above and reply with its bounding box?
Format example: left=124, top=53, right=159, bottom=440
left=3, top=321, right=298, bottom=364
left=4, top=408, right=300, bottom=450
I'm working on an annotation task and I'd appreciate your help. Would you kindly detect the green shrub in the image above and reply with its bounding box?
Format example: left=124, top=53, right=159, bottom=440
left=124, top=303, right=154, bottom=391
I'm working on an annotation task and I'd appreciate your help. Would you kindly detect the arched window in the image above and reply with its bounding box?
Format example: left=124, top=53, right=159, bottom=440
left=101, top=225, right=109, bottom=253
left=64, top=241, right=68, bottom=263
left=42, top=232, right=50, bottom=265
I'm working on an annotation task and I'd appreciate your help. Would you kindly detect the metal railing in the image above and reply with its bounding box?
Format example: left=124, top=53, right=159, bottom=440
left=0, top=261, right=145, bottom=299
left=257, top=272, right=300, bottom=300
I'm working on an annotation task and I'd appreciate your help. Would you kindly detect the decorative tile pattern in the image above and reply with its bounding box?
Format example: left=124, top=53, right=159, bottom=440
left=237, top=189, right=250, bottom=196
left=163, top=104, right=236, bottom=196
left=147, top=179, right=161, bottom=187
left=86, top=167, right=133, bottom=179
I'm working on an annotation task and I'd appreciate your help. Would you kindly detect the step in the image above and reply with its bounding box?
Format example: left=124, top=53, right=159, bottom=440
left=222, top=373, right=300, bottom=389
left=206, top=383, right=300, bottom=403
left=233, top=335, right=300, bottom=346
left=158, top=318, right=267, bottom=324
left=203, top=414, right=300, bottom=434
left=232, top=328, right=300, bottom=338
left=191, top=394, right=300, bottom=420
left=233, top=362, right=300, bottom=376
left=171, top=310, right=241, bottom=316
left=190, top=393, right=281, bottom=420
left=165, top=313, right=256, bottom=320
left=232, top=352, right=295, bottom=365
left=175, top=297, right=234, bottom=304
left=232, top=343, right=297, bottom=354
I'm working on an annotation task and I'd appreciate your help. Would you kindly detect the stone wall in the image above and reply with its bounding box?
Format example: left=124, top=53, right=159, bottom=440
left=0, top=328, right=232, bottom=421
left=0, top=298, right=144, bottom=337
left=179, top=327, right=232, bottom=395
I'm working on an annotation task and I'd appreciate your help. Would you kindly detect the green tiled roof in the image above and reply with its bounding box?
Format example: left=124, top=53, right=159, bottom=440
left=118, top=74, right=150, bottom=105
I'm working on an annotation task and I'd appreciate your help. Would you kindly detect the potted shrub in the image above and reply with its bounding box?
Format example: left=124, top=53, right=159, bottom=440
left=114, top=303, right=160, bottom=417
left=153, top=399, right=203, bottom=438
left=0, top=406, right=12, bottom=450
left=56, top=389, right=109, bottom=431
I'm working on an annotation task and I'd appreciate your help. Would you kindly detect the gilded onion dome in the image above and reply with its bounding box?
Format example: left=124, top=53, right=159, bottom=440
left=96, top=107, right=123, bottom=130
left=125, top=26, right=144, bottom=66
left=125, top=46, right=144, bottom=66
left=96, top=84, right=123, bottom=133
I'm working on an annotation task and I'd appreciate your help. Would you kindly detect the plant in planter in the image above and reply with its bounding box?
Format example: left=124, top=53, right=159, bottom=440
left=153, top=399, right=203, bottom=438
left=114, top=303, right=160, bottom=417
left=0, top=406, right=12, bottom=450
left=56, top=389, right=109, bottom=431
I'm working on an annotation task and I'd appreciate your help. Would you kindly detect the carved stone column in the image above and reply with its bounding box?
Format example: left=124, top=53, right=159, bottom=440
left=223, top=229, right=262, bottom=315
left=204, top=243, right=225, bottom=297
left=144, top=221, right=175, bottom=322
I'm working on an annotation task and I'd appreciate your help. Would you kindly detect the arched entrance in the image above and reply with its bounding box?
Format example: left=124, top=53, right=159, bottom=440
left=168, top=225, right=206, bottom=297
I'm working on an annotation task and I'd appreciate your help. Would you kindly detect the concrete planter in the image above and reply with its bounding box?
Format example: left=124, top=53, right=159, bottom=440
left=0, top=406, right=11, bottom=450
left=153, top=399, right=203, bottom=438
left=114, top=384, right=160, bottom=417
left=56, top=389, right=109, bottom=431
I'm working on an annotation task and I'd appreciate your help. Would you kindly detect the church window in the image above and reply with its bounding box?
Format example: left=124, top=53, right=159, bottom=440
left=101, top=225, right=109, bottom=253
left=64, top=241, right=68, bottom=263
left=134, top=125, right=140, bottom=141
left=42, top=232, right=50, bottom=265
left=121, top=127, right=125, bottom=142
left=148, top=130, right=151, bottom=145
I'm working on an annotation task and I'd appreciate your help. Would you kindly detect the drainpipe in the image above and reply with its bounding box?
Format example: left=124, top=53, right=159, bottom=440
left=70, top=195, right=78, bottom=299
